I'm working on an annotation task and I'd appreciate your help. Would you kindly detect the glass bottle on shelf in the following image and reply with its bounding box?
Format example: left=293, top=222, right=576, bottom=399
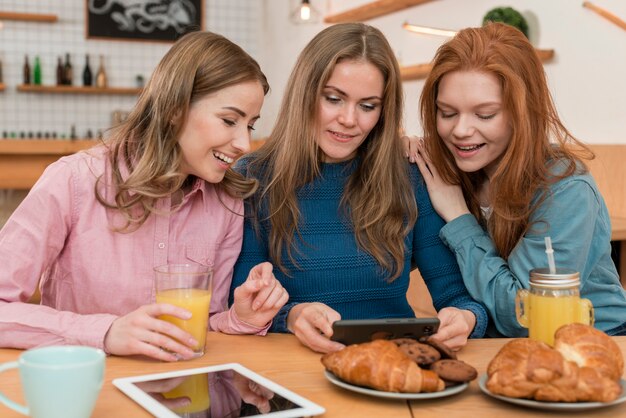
left=82, top=54, right=92, bottom=86
left=23, top=55, right=31, bottom=85
left=95, top=55, right=107, bottom=88
left=64, top=53, right=73, bottom=85
left=56, top=56, right=64, bottom=85
left=33, top=56, right=42, bottom=85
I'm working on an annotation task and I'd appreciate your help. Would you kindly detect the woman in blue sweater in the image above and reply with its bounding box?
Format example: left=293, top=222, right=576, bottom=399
left=231, top=23, right=487, bottom=353
left=412, top=23, right=626, bottom=337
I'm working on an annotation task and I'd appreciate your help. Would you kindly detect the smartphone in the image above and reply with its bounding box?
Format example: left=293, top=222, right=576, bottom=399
left=330, top=317, right=440, bottom=346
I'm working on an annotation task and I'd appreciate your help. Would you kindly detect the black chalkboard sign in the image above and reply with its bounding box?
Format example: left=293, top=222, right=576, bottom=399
left=87, top=0, right=203, bottom=42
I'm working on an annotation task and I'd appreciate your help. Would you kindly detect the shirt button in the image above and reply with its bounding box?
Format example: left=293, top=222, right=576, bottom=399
left=158, top=242, right=165, bottom=249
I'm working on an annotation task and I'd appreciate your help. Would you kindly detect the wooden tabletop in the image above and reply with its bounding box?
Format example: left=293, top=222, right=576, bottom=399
left=1, top=333, right=625, bottom=418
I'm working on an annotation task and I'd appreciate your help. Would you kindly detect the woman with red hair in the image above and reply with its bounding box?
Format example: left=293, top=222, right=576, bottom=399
left=414, top=22, right=626, bottom=337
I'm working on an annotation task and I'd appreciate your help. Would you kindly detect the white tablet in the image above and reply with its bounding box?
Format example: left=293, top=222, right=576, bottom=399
left=113, top=363, right=325, bottom=418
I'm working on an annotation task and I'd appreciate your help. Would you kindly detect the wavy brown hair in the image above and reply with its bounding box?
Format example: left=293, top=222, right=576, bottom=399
left=248, top=23, right=416, bottom=281
left=420, top=23, right=592, bottom=259
left=96, top=31, right=269, bottom=231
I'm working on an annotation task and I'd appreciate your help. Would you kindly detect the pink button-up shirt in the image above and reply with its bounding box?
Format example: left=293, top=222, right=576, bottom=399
left=0, top=146, right=266, bottom=350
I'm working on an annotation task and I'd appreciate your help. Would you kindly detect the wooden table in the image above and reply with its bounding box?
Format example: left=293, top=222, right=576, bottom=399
left=1, top=334, right=625, bottom=418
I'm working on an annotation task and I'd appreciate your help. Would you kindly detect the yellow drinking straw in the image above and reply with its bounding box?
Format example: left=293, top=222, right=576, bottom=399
left=544, top=236, right=556, bottom=274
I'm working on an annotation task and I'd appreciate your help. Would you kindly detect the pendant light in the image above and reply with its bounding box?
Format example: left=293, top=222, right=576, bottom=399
left=291, top=0, right=320, bottom=24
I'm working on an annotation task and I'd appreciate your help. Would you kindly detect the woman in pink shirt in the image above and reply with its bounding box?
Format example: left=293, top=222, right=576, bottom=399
left=0, top=31, right=288, bottom=361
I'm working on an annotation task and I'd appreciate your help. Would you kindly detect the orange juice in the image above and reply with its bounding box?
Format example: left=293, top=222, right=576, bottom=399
left=516, top=268, right=594, bottom=346
left=528, top=293, right=584, bottom=346
left=162, top=374, right=210, bottom=414
left=157, top=288, right=212, bottom=354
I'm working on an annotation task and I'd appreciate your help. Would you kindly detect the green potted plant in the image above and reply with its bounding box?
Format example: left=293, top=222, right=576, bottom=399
left=483, top=7, right=529, bottom=38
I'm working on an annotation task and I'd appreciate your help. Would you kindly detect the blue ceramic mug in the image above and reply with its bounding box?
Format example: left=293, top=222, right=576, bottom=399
left=0, top=346, right=105, bottom=418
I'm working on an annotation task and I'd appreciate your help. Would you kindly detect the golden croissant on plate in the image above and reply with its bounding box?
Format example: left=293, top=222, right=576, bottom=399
left=321, top=339, right=445, bottom=393
left=486, top=324, right=623, bottom=402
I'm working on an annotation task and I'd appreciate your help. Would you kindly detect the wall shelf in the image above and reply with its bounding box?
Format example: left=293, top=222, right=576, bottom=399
left=0, top=11, right=58, bottom=22
left=400, top=49, right=555, bottom=81
left=17, top=85, right=141, bottom=95
left=535, top=48, right=555, bottom=61
left=400, top=63, right=433, bottom=81
left=324, top=0, right=434, bottom=23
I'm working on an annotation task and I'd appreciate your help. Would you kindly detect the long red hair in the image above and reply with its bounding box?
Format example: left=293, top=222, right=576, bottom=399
left=420, top=23, right=592, bottom=258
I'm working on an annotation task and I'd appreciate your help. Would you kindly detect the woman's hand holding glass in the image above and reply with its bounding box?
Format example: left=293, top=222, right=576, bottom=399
left=232, top=262, right=289, bottom=328
left=287, top=302, right=345, bottom=354
left=104, top=303, right=198, bottom=362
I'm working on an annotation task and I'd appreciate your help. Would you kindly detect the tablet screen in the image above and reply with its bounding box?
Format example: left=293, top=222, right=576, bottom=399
left=113, top=363, right=325, bottom=418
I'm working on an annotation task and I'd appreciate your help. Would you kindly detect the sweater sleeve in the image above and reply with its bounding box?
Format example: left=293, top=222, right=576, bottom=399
left=0, top=158, right=117, bottom=350
left=410, top=168, right=488, bottom=338
left=439, top=176, right=603, bottom=337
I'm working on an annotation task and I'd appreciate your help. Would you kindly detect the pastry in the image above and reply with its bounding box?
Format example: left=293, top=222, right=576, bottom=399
left=486, top=324, right=623, bottom=402
left=321, top=339, right=445, bottom=393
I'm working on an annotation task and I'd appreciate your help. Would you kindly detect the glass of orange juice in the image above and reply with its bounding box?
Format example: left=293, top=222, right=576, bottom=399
left=515, top=268, right=593, bottom=346
left=154, top=263, right=212, bottom=358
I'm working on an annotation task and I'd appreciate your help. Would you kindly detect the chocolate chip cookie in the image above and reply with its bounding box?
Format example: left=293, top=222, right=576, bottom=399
left=424, top=337, right=457, bottom=360
left=430, top=359, right=478, bottom=383
left=392, top=338, right=441, bottom=366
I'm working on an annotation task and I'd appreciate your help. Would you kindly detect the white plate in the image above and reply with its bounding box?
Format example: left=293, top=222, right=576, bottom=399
left=324, top=370, right=468, bottom=400
left=478, top=374, right=626, bottom=411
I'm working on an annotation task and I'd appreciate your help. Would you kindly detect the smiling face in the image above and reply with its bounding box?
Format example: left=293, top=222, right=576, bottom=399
left=436, top=70, right=512, bottom=179
left=316, top=59, right=384, bottom=163
left=177, top=80, right=264, bottom=183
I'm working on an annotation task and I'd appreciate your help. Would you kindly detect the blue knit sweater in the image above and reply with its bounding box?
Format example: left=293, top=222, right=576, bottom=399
left=231, top=158, right=487, bottom=337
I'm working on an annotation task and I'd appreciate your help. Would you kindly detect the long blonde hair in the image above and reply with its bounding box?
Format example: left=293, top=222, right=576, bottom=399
left=420, top=23, right=592, bottom=258
left=97, top=31, right=269, bottom=231
left=248, top=23, right=416, bottom=280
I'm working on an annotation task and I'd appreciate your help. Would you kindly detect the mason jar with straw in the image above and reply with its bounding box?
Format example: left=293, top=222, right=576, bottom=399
left=515, top=237, right=594, bottom=346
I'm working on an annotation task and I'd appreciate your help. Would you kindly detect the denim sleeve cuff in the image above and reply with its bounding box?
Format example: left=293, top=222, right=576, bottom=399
left=439, top=213, right=483, bottom=250
left=268, top=302, right=299, bottom=333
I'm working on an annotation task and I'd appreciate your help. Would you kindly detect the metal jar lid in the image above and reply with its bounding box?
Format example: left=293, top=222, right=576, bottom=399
left=529, top=268, right=580, bottom=289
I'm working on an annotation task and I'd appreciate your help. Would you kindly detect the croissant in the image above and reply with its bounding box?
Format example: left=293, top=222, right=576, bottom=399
left=321, top=339, right=444, bottom=393
left=554, top=323, right=624, bottom=381
left=486, top=324, right=623, bottom=403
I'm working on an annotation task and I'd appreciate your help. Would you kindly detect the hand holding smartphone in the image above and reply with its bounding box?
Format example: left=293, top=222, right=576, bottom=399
left=330, top=318, right=440, bottom=346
